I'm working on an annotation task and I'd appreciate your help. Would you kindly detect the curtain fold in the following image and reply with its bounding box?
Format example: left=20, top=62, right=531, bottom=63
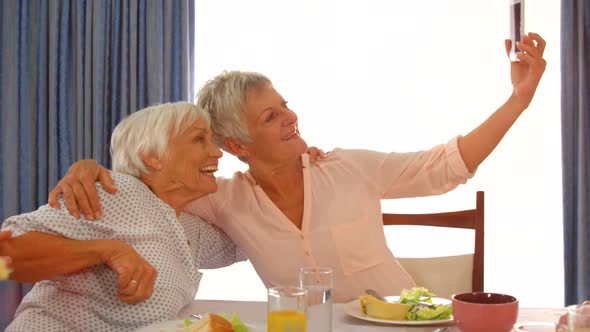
left=0, top=0, right=195, bottom=328
left=562, top=0, right=590, bottom=305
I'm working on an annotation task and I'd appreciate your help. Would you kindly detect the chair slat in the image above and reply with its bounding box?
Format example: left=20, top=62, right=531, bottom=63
left=382, top=191, right=484, bottom=292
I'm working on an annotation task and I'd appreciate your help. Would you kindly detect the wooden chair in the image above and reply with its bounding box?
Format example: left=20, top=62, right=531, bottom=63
left=382, top=191, right=484, bottom=298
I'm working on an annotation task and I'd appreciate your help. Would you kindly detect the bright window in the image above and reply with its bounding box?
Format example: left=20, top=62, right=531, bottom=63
left=194, top=0, right=562, bottom=307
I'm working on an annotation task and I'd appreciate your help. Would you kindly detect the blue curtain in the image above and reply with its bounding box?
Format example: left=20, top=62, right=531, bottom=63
left=562, top=0, right=590, bottom=305
left=0, top=0, right=195, bottom=328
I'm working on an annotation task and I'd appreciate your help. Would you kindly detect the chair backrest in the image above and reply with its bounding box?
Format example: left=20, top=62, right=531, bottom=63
left=382, top=191, right=484, bottom=297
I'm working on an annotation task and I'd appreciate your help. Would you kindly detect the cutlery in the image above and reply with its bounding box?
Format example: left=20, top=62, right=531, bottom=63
left=190, top=314, right=203, bottom=320
left=365, top=289, right=388, bottom=302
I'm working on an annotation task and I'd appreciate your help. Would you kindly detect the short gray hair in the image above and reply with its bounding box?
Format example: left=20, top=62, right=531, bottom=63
left=196, top=70, right=271, bottom=152
left=110, top=101, right=210, bottom=176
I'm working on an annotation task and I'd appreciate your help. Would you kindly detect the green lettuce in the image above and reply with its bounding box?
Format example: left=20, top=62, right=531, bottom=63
left=398, top=287, right=453, bottom=321
left=407, top=303, right=453, bottom=321
left=220, top=313, right=250, bottom=332
left=398, top=287, right=434, bottom=305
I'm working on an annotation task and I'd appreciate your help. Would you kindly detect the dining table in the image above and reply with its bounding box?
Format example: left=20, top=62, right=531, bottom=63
left=178, top=300, right=567, bottom=332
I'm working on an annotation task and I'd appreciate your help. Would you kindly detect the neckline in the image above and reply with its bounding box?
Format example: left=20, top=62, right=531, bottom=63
left=245, top=155, right=311, bottom=234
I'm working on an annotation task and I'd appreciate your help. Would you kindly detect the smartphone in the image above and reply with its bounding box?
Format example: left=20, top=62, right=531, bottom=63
left=509, top=0, right=524, bottom=61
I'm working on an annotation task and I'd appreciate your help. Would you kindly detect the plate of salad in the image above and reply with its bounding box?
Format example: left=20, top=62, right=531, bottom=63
left=344, top=287, right=454, bottom=325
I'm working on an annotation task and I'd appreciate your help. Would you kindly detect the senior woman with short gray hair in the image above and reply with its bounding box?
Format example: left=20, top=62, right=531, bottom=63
left=50, top=33, right=547, bottom=302
left=1, top=102, right=244, bottom=331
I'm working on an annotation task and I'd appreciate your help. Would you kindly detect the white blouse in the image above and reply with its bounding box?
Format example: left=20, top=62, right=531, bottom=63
left=186, top=138, right=473, bottom=303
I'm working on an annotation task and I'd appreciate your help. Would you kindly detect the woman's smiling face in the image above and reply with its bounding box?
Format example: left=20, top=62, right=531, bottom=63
left=157, top=118, right=223, bottom=194
left=241, top=83, right=308, bottom=163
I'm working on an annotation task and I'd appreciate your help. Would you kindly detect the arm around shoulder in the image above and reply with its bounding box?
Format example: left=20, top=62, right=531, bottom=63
left=48, top=159, right=117, bottom=220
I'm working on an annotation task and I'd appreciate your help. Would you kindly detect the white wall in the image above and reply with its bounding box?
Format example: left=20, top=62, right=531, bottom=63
left=193, top=0, right=563, bottom=307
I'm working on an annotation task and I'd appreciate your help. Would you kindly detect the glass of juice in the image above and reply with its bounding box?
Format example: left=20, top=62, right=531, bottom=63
left=267, top=286, right=307, bottom=332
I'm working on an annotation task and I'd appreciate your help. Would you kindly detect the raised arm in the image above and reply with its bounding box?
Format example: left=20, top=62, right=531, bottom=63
left=0, top=231, right=157, bottom=304
left=458, top=33, right=546, bottom=172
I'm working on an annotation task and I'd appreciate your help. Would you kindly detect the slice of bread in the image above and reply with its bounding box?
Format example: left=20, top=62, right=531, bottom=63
left=0, top=257, right=10, bottom=280
left=190, top=313, right=234, bottom=332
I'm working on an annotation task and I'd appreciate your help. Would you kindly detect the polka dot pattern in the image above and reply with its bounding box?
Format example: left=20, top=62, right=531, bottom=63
left=2, top=173, right=244, bottom=331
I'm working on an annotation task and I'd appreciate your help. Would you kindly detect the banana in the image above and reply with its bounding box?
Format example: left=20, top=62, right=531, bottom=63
left=359, top=295, right=411, bottom=320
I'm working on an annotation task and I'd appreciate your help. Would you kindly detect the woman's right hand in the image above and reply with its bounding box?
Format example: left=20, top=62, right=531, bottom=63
left=101, top=240, right=158, bottom=304
left=48, top=160, right=117, bottom=220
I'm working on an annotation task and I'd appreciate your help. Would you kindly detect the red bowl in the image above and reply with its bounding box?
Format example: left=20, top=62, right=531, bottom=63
left=452, top=292, right=519, bottom=332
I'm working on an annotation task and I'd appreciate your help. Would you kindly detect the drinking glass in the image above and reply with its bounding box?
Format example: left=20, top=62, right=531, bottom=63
left=299, top=267, right=333, bottom=332
left=568, top=304, right=590, bottom=332
left=267, top=286, right=307, bottom=332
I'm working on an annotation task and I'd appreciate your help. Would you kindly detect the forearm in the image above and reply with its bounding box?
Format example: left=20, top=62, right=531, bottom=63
left=458, top=93, right=526, bottom=172
left=0, top=231, right=112, bottom=283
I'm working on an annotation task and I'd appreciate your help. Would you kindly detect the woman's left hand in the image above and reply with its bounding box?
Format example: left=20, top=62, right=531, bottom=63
left=505, top=33, right=547, bottom=109
left=102, top=240, right=158, bottom=304
left=307, top=146, right=327, bottom=164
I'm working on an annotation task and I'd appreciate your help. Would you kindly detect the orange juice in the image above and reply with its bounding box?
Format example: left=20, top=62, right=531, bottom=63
left=268, top=310, right=306, bottom=332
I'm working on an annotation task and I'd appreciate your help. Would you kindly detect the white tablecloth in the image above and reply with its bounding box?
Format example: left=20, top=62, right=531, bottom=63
left=179, top=300, right=566, bottom=332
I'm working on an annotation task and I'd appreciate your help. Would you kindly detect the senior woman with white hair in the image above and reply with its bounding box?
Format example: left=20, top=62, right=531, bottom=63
left=0, top=102, right=244, bottom=331
left=49, top=34, right=547, bottom=302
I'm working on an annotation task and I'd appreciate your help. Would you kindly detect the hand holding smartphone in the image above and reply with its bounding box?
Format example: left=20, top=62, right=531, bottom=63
left=509, top=0, right=524, bottom=62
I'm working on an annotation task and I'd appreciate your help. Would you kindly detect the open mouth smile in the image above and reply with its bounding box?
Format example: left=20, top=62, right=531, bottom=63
left=281, top=125, right=300, bottom=141
left=199, top=165, right=218, bottom=174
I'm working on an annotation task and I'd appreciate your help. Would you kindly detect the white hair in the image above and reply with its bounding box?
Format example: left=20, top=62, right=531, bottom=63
left=196, top=70, right=271, bottom=152
left=110, top=101, right=210, bottom=176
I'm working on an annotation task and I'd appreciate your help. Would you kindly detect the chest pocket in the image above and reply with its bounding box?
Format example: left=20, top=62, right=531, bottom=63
left=330, top=215, right=385, bottom=276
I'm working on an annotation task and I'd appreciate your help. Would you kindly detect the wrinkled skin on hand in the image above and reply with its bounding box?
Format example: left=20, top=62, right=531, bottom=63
left=103, top=240, right=158, bottom=304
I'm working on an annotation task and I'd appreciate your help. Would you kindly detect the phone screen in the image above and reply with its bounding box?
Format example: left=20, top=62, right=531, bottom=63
left=510, top=0, right=524, bottom=61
